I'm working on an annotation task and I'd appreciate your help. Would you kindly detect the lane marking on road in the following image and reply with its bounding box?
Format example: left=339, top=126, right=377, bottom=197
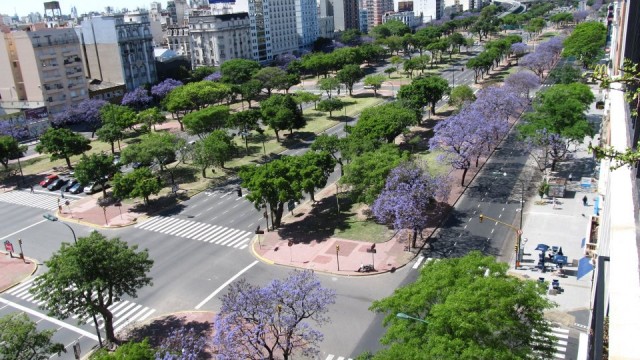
left=502, top=207, right=505, bottom=211
left=477, top=204, right=481, bottom=207
left=0, top=297, right=98, bottom=341
left=412, top=256, right=425, bottom=269
left=491, top=229, right=495, bottom=234
left=468, top=218, right=472, bottom=222
left=0, top=219, right=47, bottom=241
left=195, top=261, right=259, bottom=310
left=473, top=210, right=477, bottom=214
left=463, top=225, right=467, bottom=229
left=498, top=214, right=502, bottom=218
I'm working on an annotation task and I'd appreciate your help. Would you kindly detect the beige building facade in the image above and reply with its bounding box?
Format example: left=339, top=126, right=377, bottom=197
left=0, top=28, right=89, bottom=117
left=188, top=13, right=252, bottom=67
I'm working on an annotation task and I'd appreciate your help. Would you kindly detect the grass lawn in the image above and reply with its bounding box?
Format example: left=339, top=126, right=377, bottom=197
left=333, top=215, right=396, bottom=242
left=19, top=140, right=114, bottom=176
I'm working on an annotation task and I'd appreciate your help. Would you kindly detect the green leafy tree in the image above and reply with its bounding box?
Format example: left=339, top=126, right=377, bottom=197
left=0, top=135, right=25, bottom=170
left=239, top=156, right=304, bottom=228
left=191, top=66, right=218, bottom=81
left=563, top=21, right=607, bottom=68
left=549, top=64, right=583, bottom=84
left=191, top=130, right=237, bottom=177
left=100, top=104, right=137, bottom=130
left=384, top=66, right=397, bottom=78
left=112, top=167, right=163, bottom=205
left=448, top=85, right=477, bottom=110
left=349, top=103, right=417, bottom=143
left=295, top=152, right=336, bottom=201
left=397, top=75, right=450, bottom=117
left=30, top=231, right=153, bottom=344
left=519, top=83, right=595, bottom=141
left=340, top=28, right=362, bottom=45
left=0, top=313, right=65, bottom=360
left=318, top=77, right=341, bottom=98
left=311, top=134, right=345, bottom=175
left=163, top=81, right=231, bottom=131
left=340, top=144, right=409, bottom=204
left=260, top=94, right=305, bottom=141
left=96, top=122, right=124, bottom=154
left=368, top=252, right=557, bottom=360
left=238, top=79, right=264, bottom=109
left=384, top=36, right=404, bottom=56
left=137, top=107, right=166, bottom=132
left=336, top=64, right=365, bottom=96
left=229, top=109, right=261, bottom=153
left=74, top=153, right=119, bottom=198
left=121, top=133, right=184, bottom=172
left=182, top=105, right=230, bottom=138
left=221, top=58, right=261, bottom=84
left=364, top=74, right=386, bottom=97
left=253, top=66, right=290, bottom=96
left=293, top=90, right=321, bottom=111
left=316, top=98, right=345, bottom=118
left=35, top=128, right=91, bottom=169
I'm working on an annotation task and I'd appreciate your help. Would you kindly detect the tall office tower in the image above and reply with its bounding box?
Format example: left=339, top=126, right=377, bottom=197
left=248, top=0, right=298, bottom=62
left=167, top=0, right=189, bottom=26
left=319, top=0, right=359, bottom=32
left=361, top=0, right=393, bottom=29
left=0, top=28, right=89, bottom=117
left=189, top=12, right=252, bottom=67
left=296, top=0, right=319, bottom=49
left=78, top=12, right=157, bottom=90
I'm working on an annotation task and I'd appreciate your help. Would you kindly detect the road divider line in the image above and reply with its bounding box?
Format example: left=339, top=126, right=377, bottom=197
left=195, top=261, right=259, bottom=310
left=0, top=219, right=47, bottom=241
left=0, top=297, right=99, bottom=341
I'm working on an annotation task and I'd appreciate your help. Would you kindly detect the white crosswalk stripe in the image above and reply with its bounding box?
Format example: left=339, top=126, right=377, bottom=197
left=325, top=355, right=352, bottom=360
left=4, top=280, right=155, bottom=334
left=533, top=326, right=570, bottom=359
left=135, top=216, right=252, bottom=249
left=0, top=190, right=74, bottom=210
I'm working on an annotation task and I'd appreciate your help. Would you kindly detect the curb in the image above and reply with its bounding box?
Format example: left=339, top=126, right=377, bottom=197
left=0, top=254, right=38, bottom=293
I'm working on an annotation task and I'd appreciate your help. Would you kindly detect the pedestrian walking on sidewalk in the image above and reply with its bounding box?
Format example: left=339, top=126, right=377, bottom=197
left=569, top=173, right=573, bottom=182
left=582, top=195, right=588, bottom=206
left=29, top=185, right=33, bottom=193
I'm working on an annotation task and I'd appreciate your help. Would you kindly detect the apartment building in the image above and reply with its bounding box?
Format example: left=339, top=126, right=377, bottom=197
left=77, top=12, right=157, bottom=91
left=407, top=0, right=443, bottom=22
left=296, top=0, right=319, bottom=49
left=248, top=0, right=299, bottom=62
left=361, top=0, right=394, bottom=29
left=189, top=12, right=252, bottom=67
left=319, top=0, right=360, bottom=32
left=0, top=28, right=89, bottom=118
left=167, top=25, right=191, bottom=56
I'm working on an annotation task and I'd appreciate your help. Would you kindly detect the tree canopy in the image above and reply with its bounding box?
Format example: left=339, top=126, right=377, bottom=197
left=30, top=231, right=153, bottom=343
left=0, top=313, right=65, bottom=360
left=368, top=252, right=557, bottom=360
left=182, top=105, right=230, bottom=138
left=260, top=94, right=305, bottom=142
left=397, top=76, right=450, bottom=115
left=35, top=128, right=91, bottom=169
left=74, top=153, right=119, bottom=198
left=111, top=167, right=163, bottom=205
left=0, top=135, right=24, bottom=170
left=349, top=103, right=416, bottom=143
left=562, top=21, right=607, bottom=68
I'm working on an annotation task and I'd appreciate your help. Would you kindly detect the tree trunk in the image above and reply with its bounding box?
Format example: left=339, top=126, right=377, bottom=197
left=412, top=228, right=418, bottom=248
left=461, top=167, right=469, bottom=186
left=177, top=119, right=184, bottom=131
left=245, top=137, right=249, bottom=154
left=202, top=167, right=207, bottom=178
left=274, top=130, right=280, bottom=142
left=110, top=142, right=115, bottom=154
left=100, top=309, right=116, bottom=343
left=273, top=202, right=284, bottom=227
left=65, top=157, right=73, bottom=170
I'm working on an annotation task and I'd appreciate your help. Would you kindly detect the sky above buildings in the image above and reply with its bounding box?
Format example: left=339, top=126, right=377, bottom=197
left=0, top=0, right=153, bottom=17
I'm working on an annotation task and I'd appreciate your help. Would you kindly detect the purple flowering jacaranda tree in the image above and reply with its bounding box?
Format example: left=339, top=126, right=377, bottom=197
left=520, top=51, right=555, bottom=79
left=524, top=128, right=573, bottom=172
left=151, top=78, right=183, bottom=100
left=212, top=270, right=336, bottom=360
left=154, top=326, right=207, bottom=360
left=429, top=109, right=484, bottom=186
left=203, top=71, right=222, bottom=82
left=122, top=86, right=153, bottom=111
left=52, top=99, right=108, bottom=137
left=510, top=42, right=528, bottom=64
left=372, top=162, right=451, bottom=248
left=505, top=70, right=540, bottom=99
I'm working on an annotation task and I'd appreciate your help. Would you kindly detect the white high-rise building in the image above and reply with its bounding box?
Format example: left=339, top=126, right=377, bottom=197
left=248, top=0, right=299, bottom=63
left=296, top=0, right=318, bottom=49
left=189, top=13, right=252, bottom=67
left=404, top=0, right=442, bottom=22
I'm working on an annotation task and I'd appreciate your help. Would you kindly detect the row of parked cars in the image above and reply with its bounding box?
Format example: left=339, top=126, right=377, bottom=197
left=39, top=174, right=106, bottom=194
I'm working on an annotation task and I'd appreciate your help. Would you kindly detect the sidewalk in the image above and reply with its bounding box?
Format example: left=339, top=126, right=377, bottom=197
left=0, top=253, right=37, bottom=293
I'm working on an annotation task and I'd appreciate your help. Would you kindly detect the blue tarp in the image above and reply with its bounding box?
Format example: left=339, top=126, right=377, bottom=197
left=577, top=257, right=594, bottom=280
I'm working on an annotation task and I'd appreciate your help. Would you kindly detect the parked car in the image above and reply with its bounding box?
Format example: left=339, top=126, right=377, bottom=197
left=64, top=179, right=78, bottom=192
left=39, top=174, right=59, bottom=187
left=68, top=182, right=83, bottom=194
left=47, top=179, right=66, bottom=191
left=113, top=155, right=121, bottom=166
left=84, top=182, right=107, bottom=194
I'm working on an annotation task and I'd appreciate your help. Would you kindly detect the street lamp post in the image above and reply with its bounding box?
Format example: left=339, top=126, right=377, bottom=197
left=396, top=312, right=428, bottom=324
left=42, top=214, right=103, bottom=347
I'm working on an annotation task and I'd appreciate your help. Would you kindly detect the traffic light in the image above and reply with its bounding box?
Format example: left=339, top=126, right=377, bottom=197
left=237, top=188, right=242, bottom=197
left=479, top=214, right=484, bottom=223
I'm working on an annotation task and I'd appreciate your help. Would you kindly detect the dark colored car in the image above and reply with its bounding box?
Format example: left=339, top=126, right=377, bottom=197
left=64, top=179, right=78, bottom=191
left=39, top=174, right=59, bottom=187
left=68, top=182, right=83, bottom=194
left=47, top=179, right=66, bottom=191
